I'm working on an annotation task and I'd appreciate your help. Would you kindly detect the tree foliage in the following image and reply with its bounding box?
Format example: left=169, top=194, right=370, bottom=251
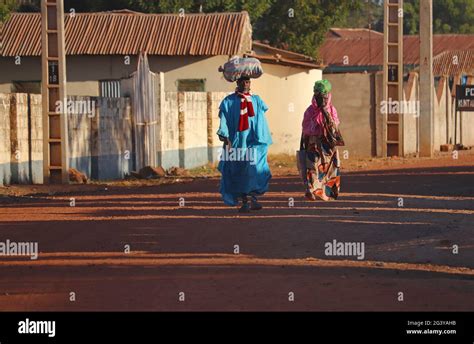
left=6, top=0, right=473, bottom=57
left=0, top=0, right=17, bottom=23
left=254, top=0, right=360, bottom=58
left=403, top=0, right=474, bottom=34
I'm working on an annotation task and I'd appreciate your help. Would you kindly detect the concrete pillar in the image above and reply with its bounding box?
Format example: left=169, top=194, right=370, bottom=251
left=419, top=0, right=434, bottom=157
left=178, top=92, right=185, bottom=168
left=207, top=92, right=214, bottom=163
left=9, top=93, right=30, bottom=184
left=156, top=72, right=165, bottom=167
left=29, top=94, right=44, bottom=184
left=0, top=94, right=11, bottom=185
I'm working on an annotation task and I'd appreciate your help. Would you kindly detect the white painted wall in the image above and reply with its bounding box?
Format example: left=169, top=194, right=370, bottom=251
left=251, top=64, right=322, bottom=154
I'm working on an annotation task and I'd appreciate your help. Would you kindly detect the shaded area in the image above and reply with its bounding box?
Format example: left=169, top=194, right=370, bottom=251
left=0, top=165, right=473, bottom=311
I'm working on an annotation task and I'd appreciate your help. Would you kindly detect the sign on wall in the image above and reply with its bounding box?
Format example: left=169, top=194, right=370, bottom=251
left=456, top=85, right=474, bottom=112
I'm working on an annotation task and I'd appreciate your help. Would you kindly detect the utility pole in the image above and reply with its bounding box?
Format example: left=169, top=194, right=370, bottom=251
left=41, top=0, right=69, bottom=183
left=419, top=0, right=434, bottom=157
left=382, top=0, right=404, bottom=157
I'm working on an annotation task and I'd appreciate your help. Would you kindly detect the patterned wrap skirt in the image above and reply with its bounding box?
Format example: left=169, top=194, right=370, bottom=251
left=304, top=135, right=341, bottom=201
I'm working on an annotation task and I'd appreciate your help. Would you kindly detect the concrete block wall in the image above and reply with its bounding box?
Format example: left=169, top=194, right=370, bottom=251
left=0, top=92, right=133, bottom=184
left=330, top=72, right=474, bottom=157
left=9, top=93, right=31, bottom=184
left=0, top=94, right=11, bottom=185
left=124, top=69, right=233, bottom=170
left=68, top=96, right=93, bottom=177
left=325, top=73, right=376, bottom=158
left=161, top=92, right=180, bottom=169
left=208, top=92, right=229, bottom=163
left=182, top=92, right=208, bottom=169
left=0, top=93, right=43, bottom=185
left=160, top=91, right=228, bottom=169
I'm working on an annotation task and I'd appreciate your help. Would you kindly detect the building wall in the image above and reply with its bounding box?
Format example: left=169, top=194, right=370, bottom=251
left=208, top=92, right=227, bottom=162
left=0, top=89, right=231, bottom=184
left=0, top=55, right=324, bottom=160
left=251, top=63, right=322, bottom=155
left=150, top=55, right=235, bottom=93
left=327, top=71, right=474, bottom=157
left=0, top=57, right=41, bottom=93
left=180, top=92, right=209, bottom=168
left=0, top=55, right=235, bottom=96
left=161, top=91, right=228, bottom=169
left=324, top=73, right=376, bottom=157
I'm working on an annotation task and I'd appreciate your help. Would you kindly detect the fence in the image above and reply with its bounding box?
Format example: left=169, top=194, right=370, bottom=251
left=0, top=90, right=228, bottom=184
left=0, top=94, right=133, bottom=184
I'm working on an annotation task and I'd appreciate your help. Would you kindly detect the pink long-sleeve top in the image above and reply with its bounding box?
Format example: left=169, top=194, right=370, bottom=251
left=302, top=93, right=340, bottom=136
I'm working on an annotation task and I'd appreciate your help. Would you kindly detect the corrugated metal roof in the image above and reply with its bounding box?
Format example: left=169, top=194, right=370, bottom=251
left=253, top=41, right=316, bottom=62
left=433, top=50, right=474, bottom=76
left=320, top=38, right=384, bottom=67
left=1, top=11, right=251, bottom=56
left=326, top=28, right=383, bottom=39
left=249, top=41, right=322, bottom=69
left=320, top=34, right=474, bottom=69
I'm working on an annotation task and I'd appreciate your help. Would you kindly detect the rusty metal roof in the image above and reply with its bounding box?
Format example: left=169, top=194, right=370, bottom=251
left=320, top=34, right=474, bottom=70
left=1, top=11, right=251, bottom=56
left=326, top=28, right=383, bottom=39
left=320, top=38, right=384, bottom=67
left=433, top=50, right=474, bottom=76
left=248, top=41, right=322, bottom=69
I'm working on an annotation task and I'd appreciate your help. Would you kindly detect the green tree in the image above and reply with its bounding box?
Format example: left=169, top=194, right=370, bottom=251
left=335, top=0, right=383, bottom=31
left=403, top=0, right=419, bottom=35
left=125, top=0, right=272, bottom=22
left=254, top=0, right=360, bottom=59
left=3, top=0, right=359, bottom=58
left=0, top=0, right=17, bottom=23
left=404, top=0, right=474, bottom=34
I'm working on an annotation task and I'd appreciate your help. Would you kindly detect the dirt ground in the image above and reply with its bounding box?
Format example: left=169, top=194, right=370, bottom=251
left=0, top=151, right=473, bottom=311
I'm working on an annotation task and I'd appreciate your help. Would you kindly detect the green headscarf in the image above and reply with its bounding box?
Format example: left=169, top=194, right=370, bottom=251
left=314, top=79, right=332, bottom=94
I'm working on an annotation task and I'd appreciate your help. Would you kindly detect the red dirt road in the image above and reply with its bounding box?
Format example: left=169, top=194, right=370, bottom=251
left=0, top=154, right=473, bottom=311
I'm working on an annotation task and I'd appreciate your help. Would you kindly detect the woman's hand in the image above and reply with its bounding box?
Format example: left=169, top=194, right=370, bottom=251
left=219, top=135, right=232, bottom=148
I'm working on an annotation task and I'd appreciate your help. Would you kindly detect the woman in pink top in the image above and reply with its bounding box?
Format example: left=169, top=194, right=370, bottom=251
left=300, top=79, right=343, bottom=201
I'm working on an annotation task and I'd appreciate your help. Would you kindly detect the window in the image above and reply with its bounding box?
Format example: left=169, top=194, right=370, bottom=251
left=177, top=79, right=206, bottom=92
left=100, top=80, right=121, bottom=98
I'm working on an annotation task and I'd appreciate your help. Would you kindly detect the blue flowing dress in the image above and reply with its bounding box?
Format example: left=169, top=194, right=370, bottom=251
left=217, top=93, right=273, bottom=206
